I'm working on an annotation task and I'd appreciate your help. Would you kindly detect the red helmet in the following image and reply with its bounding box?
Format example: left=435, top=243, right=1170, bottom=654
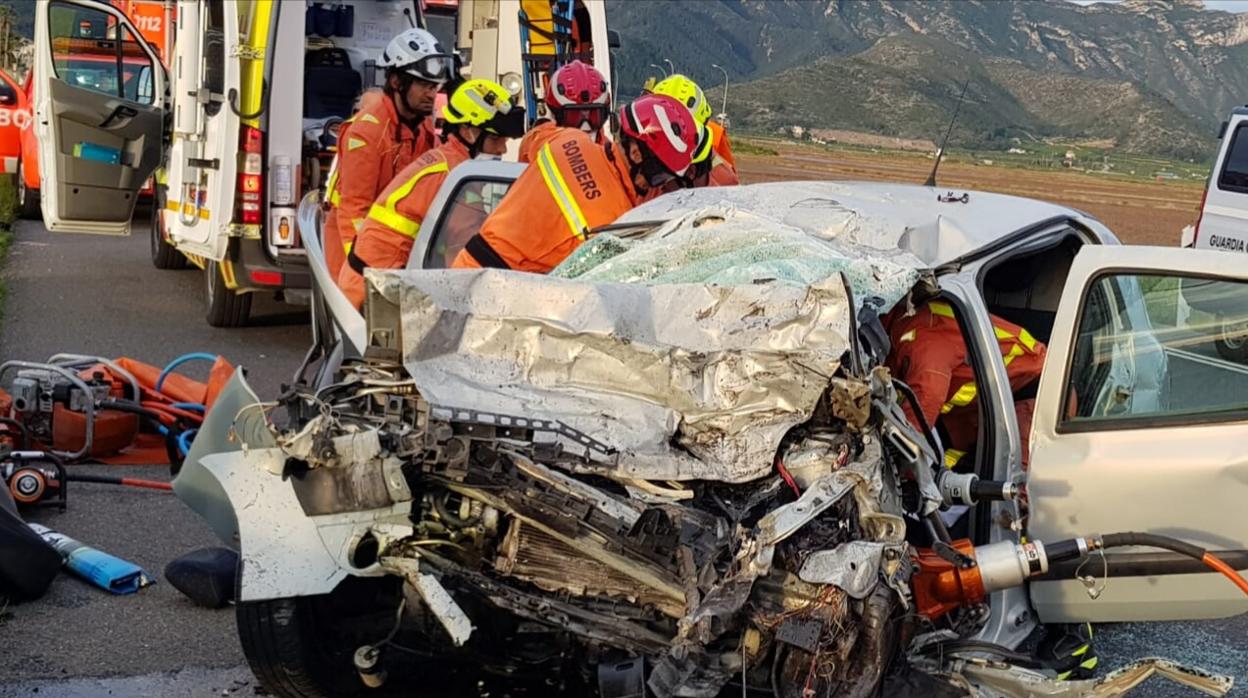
left=544, top=60, right=611, bottom=132
left=618, top=93, right=698, bottom=180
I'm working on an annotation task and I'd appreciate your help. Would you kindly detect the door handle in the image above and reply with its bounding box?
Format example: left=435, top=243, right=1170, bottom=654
left=99, top=104, right=139, bottom=129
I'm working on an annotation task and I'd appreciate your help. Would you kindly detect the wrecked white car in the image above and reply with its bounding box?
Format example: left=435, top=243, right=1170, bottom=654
left=174, top=181, right=1248, bottom=697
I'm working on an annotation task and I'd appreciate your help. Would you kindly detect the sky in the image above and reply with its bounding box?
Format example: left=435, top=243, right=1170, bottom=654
left=1070, top=0, right=1248, bottom=10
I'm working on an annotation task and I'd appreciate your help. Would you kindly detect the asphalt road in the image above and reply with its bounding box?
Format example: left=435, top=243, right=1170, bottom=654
left=0, top=216, right=1246, bottom=696
left=0, top=216, right=308, bottom=695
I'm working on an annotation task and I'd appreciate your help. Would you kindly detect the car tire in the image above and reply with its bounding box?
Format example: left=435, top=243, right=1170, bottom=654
left=205, top=260, right=252, bottom=328
left=16, top=160, right=39, bottom=220
left=237, top=595, right=371, bottom=698
left=236, top=577, right=469, bottom=698
left=150, top=187, right=188, bottom=270
left=1213, top=314, right=1248, bottom=364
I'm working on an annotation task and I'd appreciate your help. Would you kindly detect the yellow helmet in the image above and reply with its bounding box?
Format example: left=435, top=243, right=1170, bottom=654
left=442, top=79, right=526, bottom=137
left=691, top=120, right=713, bottom=165
left=652, top=74, right=711, bottom=126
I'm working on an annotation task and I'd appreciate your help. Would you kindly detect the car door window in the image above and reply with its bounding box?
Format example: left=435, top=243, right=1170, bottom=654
left=1063, top=273, right=1248, bottom=428
left=424, top=179, right=513, bottom=268
left=48, top=2, right=155, bottom=105
left=1218, top=123, right=1248, bottom=193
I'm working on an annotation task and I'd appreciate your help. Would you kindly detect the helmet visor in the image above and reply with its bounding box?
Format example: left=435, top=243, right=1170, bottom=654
left=400, top=54, right=455, bottom=85
left=556, top=104, right=608, bottom=132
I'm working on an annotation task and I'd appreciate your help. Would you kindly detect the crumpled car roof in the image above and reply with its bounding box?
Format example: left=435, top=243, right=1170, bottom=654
left=617, top=181, right=1082, bottom=267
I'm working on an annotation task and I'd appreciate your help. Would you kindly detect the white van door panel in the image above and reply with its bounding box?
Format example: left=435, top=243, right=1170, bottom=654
left=1197, top=118, right=1248, bottom=255
left=34, top=0, right=167, bottom=235
left=166, top=0, right=238, bottom=261
left=1029, top=245, right=1248, bottom=623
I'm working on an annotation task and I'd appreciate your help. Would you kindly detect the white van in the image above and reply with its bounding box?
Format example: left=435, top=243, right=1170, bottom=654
left=1181, top=106, right=1248, bottom=360
left=33, top=0, right=615, bottom=328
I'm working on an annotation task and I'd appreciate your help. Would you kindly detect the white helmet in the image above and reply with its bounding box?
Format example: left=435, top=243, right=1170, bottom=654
left=378, top=27, right=453, bottom=85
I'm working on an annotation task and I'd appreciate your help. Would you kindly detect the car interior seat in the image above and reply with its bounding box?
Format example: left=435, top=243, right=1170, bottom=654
left=304, top=48, right=362, bottom=120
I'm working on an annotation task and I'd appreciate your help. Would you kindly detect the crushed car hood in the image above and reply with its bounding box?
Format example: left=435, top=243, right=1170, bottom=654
left=369, top=268, right=853, bottom=482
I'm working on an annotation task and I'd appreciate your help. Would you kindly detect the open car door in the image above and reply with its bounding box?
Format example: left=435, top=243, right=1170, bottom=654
left=34, top=0, right=167, bottom=235
left=1028, top=245, right=1248, bottom=623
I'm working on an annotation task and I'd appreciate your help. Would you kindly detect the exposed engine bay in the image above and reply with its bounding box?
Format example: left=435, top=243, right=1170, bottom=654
left=276, top=356, right=918, bottom=697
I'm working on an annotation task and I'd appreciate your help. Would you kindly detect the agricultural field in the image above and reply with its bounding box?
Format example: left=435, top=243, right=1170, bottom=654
left=733, top=138, right=1206, bottom=247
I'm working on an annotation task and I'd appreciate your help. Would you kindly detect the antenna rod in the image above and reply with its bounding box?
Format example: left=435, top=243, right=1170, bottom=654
left=925, top=78, right=970, bottom=187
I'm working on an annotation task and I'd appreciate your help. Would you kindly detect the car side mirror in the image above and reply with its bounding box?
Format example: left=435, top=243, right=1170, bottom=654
left=607, top=29, right=621, bottom=49
left=0, top=85, right=16, bottom=106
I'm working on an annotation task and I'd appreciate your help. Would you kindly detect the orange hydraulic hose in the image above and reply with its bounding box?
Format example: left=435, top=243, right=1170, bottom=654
left=1202, top=552, right=1248, bottom=597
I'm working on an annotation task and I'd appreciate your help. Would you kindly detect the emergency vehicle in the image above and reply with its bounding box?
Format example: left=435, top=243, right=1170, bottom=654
left=15, top=0, right=171, bottom=221
left=1181, top=105, right=1248, bottom=362
left=31, top=0, right=615, bottom=328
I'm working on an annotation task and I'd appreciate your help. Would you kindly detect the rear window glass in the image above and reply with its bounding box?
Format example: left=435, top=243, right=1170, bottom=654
left=1218, top=123, right=1248, bottom=193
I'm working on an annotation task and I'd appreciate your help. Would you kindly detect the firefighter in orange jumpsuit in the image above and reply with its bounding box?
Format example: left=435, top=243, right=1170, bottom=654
left=518, top=60, right=612, bottom=163
left=651, top=74, right=738, bottom=186
left=451, top=93, right=701, bottom=273
left=885, top=300, right=1046, bottom=469
left=322, top=27, right=451, bottom=277
left=335, top=80, right=525, bottom=309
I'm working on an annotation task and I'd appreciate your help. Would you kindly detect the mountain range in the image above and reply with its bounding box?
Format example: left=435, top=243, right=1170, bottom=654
left=607, top=0, right=1248, bottom=159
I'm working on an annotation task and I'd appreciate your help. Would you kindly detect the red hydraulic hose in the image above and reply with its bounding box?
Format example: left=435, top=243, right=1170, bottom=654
left=65, top=472, right=173, bottom=491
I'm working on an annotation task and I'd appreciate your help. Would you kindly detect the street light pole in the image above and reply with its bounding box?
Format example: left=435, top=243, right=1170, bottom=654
left=711, top=63, right=728, bottom=115
left=663, top=58, right=675, bottom=76
left=649, top=63, right=667, bottom=78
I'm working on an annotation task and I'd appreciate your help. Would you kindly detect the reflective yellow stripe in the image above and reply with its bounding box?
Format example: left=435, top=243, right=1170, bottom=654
left=1001, top=342, right=1025, bottom=367
left=344, top=240, right=353, bottom=255
left=1057, top=670, right=1072, bottom=681
left=367, top=204, right=421, bottom=238
left=899, top=329, right=916, bottom=343
left=363, top=161, right=450, bottom=240
left=941, top=382, right=978, bottom=414
left=1080, top=656, right=1098, bottom=671
left=384, top=162, right=449, bottom=210
left=944, top=449, right=966, bottom=469
left=347, top=137, right=367, bottom=151
left=358, top=113, right=380, bottom=125
left=536, top=143, right=589, bottom=240
left=325, top=164, right=341, bottom=206
left=1071, top=644, right=1090, bottom=658
left=1019, top=328, right=1037, bottom=350
left=995, top=326, right=1014, bottom=341
left=929, top=301, right=955, bottom=319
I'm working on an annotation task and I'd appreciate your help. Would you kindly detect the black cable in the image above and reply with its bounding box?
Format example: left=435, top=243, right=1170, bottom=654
left=893, top=379, right=941, bottom=459
left=0, top=418, right=28, bottom=450
left=1100, top=532, right=1206, bottom=561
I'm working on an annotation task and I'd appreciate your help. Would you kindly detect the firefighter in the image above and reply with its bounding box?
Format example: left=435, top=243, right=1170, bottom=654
left=518, top=60, right=612, bottom=163
left=651, top=74, right=738, bottom=186
left=451, top=93, right=700, bottom=273
left=336, top=80, right=525, bottom=309
left=884, top=300, right=1046, bottom=469
left=322, top=27, right=453, bottom=277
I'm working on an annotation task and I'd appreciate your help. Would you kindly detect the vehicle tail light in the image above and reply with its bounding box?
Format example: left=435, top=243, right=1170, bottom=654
left=235, top=125, right=264, bottom=225
left=1191, top=184, right=1209, bottom=247
left=249, top=269, right=283, bottom=286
